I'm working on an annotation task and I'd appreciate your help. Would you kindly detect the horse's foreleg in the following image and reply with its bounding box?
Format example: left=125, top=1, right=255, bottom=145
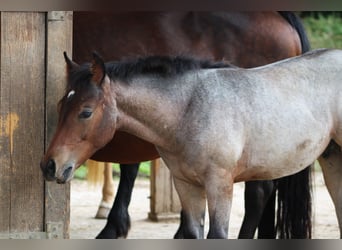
left=96, top=163, right=140, bottom=239
left=95, top=163, right=115, bottom=219
left=173, top=177, right=206, bottom=239
left=318, top=141, right=342, bottom=238
left=238, top=180, right=275, bottom=239
left=206, top=170, right=233, bottom=239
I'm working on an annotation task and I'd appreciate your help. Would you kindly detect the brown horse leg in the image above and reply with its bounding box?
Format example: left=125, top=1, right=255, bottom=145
left=173, top=177, right=206, bottom=239
left=95, top=163, right=115, bottom=219
left=318, top=141, right=342, bottom=238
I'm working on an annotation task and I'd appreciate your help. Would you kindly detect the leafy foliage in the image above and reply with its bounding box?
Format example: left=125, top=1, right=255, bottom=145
left=302, top=13, right=342, bottom=49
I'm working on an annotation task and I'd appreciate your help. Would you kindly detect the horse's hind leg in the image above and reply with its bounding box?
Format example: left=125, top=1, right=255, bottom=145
left=318, top=141, right=342, bottom=238
left=96, top=163, right=140, bottom=239
left=238, top=180, right=275, bottom=239
left=173, top=177, right=206, bottom=239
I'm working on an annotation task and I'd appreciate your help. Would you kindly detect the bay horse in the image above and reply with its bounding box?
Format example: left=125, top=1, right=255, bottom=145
left=41, top=48, right=342, bottom=239
left=71, top=11, right=311, bottom=239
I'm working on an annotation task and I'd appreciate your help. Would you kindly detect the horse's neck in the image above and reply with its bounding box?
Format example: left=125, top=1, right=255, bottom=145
left=114, top=76, right=193, bottom=149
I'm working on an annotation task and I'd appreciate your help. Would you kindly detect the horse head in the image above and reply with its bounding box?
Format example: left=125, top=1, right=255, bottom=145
left=40, top=52, right=117, bottom=183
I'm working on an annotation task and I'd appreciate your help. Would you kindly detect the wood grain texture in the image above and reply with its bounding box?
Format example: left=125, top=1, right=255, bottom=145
left=0, top=12, right=45, bottom=234
left=0, top=11, right=72, bottom=238
left=149, top=159, right=181, bottom=221
left=45, top=11, right=73, bottom=238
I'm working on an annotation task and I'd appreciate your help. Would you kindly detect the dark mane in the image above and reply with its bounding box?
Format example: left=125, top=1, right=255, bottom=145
left=67, top=56, right=233, bottom=91
left=106, top=56, right=233, bottom=81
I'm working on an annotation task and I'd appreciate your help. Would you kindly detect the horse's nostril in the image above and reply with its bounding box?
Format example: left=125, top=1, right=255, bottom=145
left=56, top=166, right=73, bottom=184
left=41, top=158, right=57, bottom=181
left=46, top=159, right=56, bottom=176
left=63, top=166, right=73, bottom=180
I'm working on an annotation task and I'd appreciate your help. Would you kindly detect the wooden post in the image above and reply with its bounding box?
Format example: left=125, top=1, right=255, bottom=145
left=149, top=158, right=181, bottom=221
left=44, top=11, right=73, bottom=238
left=0, top=12, right=46, bottom=235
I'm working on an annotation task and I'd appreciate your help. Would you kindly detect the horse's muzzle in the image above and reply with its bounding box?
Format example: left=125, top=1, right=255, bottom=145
left=40, top=158, right=74, bottom=184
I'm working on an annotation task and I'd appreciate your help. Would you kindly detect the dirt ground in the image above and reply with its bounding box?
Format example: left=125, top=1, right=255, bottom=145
left=70, top=170, right=339, bottom=239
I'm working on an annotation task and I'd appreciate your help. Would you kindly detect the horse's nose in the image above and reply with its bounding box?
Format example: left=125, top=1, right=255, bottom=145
left=41, top=159, right=57, bottom=181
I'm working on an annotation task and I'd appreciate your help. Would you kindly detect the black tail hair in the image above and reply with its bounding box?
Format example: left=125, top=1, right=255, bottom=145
left=276, top=167, right=313, bottom=238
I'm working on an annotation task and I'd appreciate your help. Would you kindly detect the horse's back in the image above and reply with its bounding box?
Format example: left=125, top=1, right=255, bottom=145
left=73, top=12, right=302, bottom=65
left=215, top=49, right=342, bottom=181
left=207, top=12, right=302, bottom=66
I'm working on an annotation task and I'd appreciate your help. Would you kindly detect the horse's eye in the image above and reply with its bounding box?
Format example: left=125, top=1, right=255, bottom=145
left=79, top=109, right=93, bottom=119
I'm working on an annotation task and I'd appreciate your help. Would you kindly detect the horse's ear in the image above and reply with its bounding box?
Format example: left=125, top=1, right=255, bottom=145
left=63, top=52, right=79, bottom=72
left=91, top=51, right=106, bottom=86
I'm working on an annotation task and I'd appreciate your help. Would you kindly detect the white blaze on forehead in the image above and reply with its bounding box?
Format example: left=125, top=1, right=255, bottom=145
left=67, top=90, right=75, bottom=99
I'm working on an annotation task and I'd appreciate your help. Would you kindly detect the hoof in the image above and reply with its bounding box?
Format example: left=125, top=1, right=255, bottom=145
left=95, top=201, right=111, bottom=219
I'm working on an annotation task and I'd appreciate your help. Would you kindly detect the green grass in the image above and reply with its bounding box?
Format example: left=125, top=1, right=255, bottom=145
left=302, top=13, right=342, bottom=49
left=74, top=161, right=151, bottom=180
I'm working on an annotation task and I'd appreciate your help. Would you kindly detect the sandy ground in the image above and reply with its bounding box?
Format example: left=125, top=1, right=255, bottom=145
left=70, top=170, right=339, bottom=239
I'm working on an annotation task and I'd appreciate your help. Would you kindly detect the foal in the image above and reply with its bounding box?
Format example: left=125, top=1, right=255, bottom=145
left=41, top=49, right=342, bottom=238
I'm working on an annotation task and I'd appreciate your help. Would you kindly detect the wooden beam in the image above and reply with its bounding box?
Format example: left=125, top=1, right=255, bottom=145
left=45, top=11, right=73, bottom=238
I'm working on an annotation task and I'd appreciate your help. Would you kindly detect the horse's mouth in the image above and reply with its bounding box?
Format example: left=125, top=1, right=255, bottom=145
left=56, top=178, right=69, bottom=184
left=55, top=175, right=74, bottom=184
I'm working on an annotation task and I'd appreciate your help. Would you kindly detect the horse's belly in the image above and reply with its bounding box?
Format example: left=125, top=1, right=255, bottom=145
left=234, top=133, right=330, bottom=182
left=90, top=131, right=159, bottom=163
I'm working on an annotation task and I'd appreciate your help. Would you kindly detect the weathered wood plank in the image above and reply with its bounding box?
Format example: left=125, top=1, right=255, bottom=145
left=45, top=11, right=73, bottom=238
left=0, top=12, right=11, bottom=233
left=149, top=159, right=181, bottom=221
left=0, top=12, right=45, bottom=234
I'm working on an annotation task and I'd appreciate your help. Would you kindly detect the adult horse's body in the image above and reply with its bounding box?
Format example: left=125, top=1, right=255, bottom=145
left=70, top=11, right=311, bottom=239
left=41, top=49, right=342, bottom=238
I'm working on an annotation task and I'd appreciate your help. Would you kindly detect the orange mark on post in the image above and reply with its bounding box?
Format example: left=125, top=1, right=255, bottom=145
left=0, top=113, right=19, bottom=154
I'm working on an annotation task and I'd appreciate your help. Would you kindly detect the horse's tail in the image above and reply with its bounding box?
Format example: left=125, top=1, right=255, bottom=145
left=275, top=11, right=312, bottom=239
left=276, top=167, right=313, bottom=238
left=86, top=159, right=105, bottom=186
